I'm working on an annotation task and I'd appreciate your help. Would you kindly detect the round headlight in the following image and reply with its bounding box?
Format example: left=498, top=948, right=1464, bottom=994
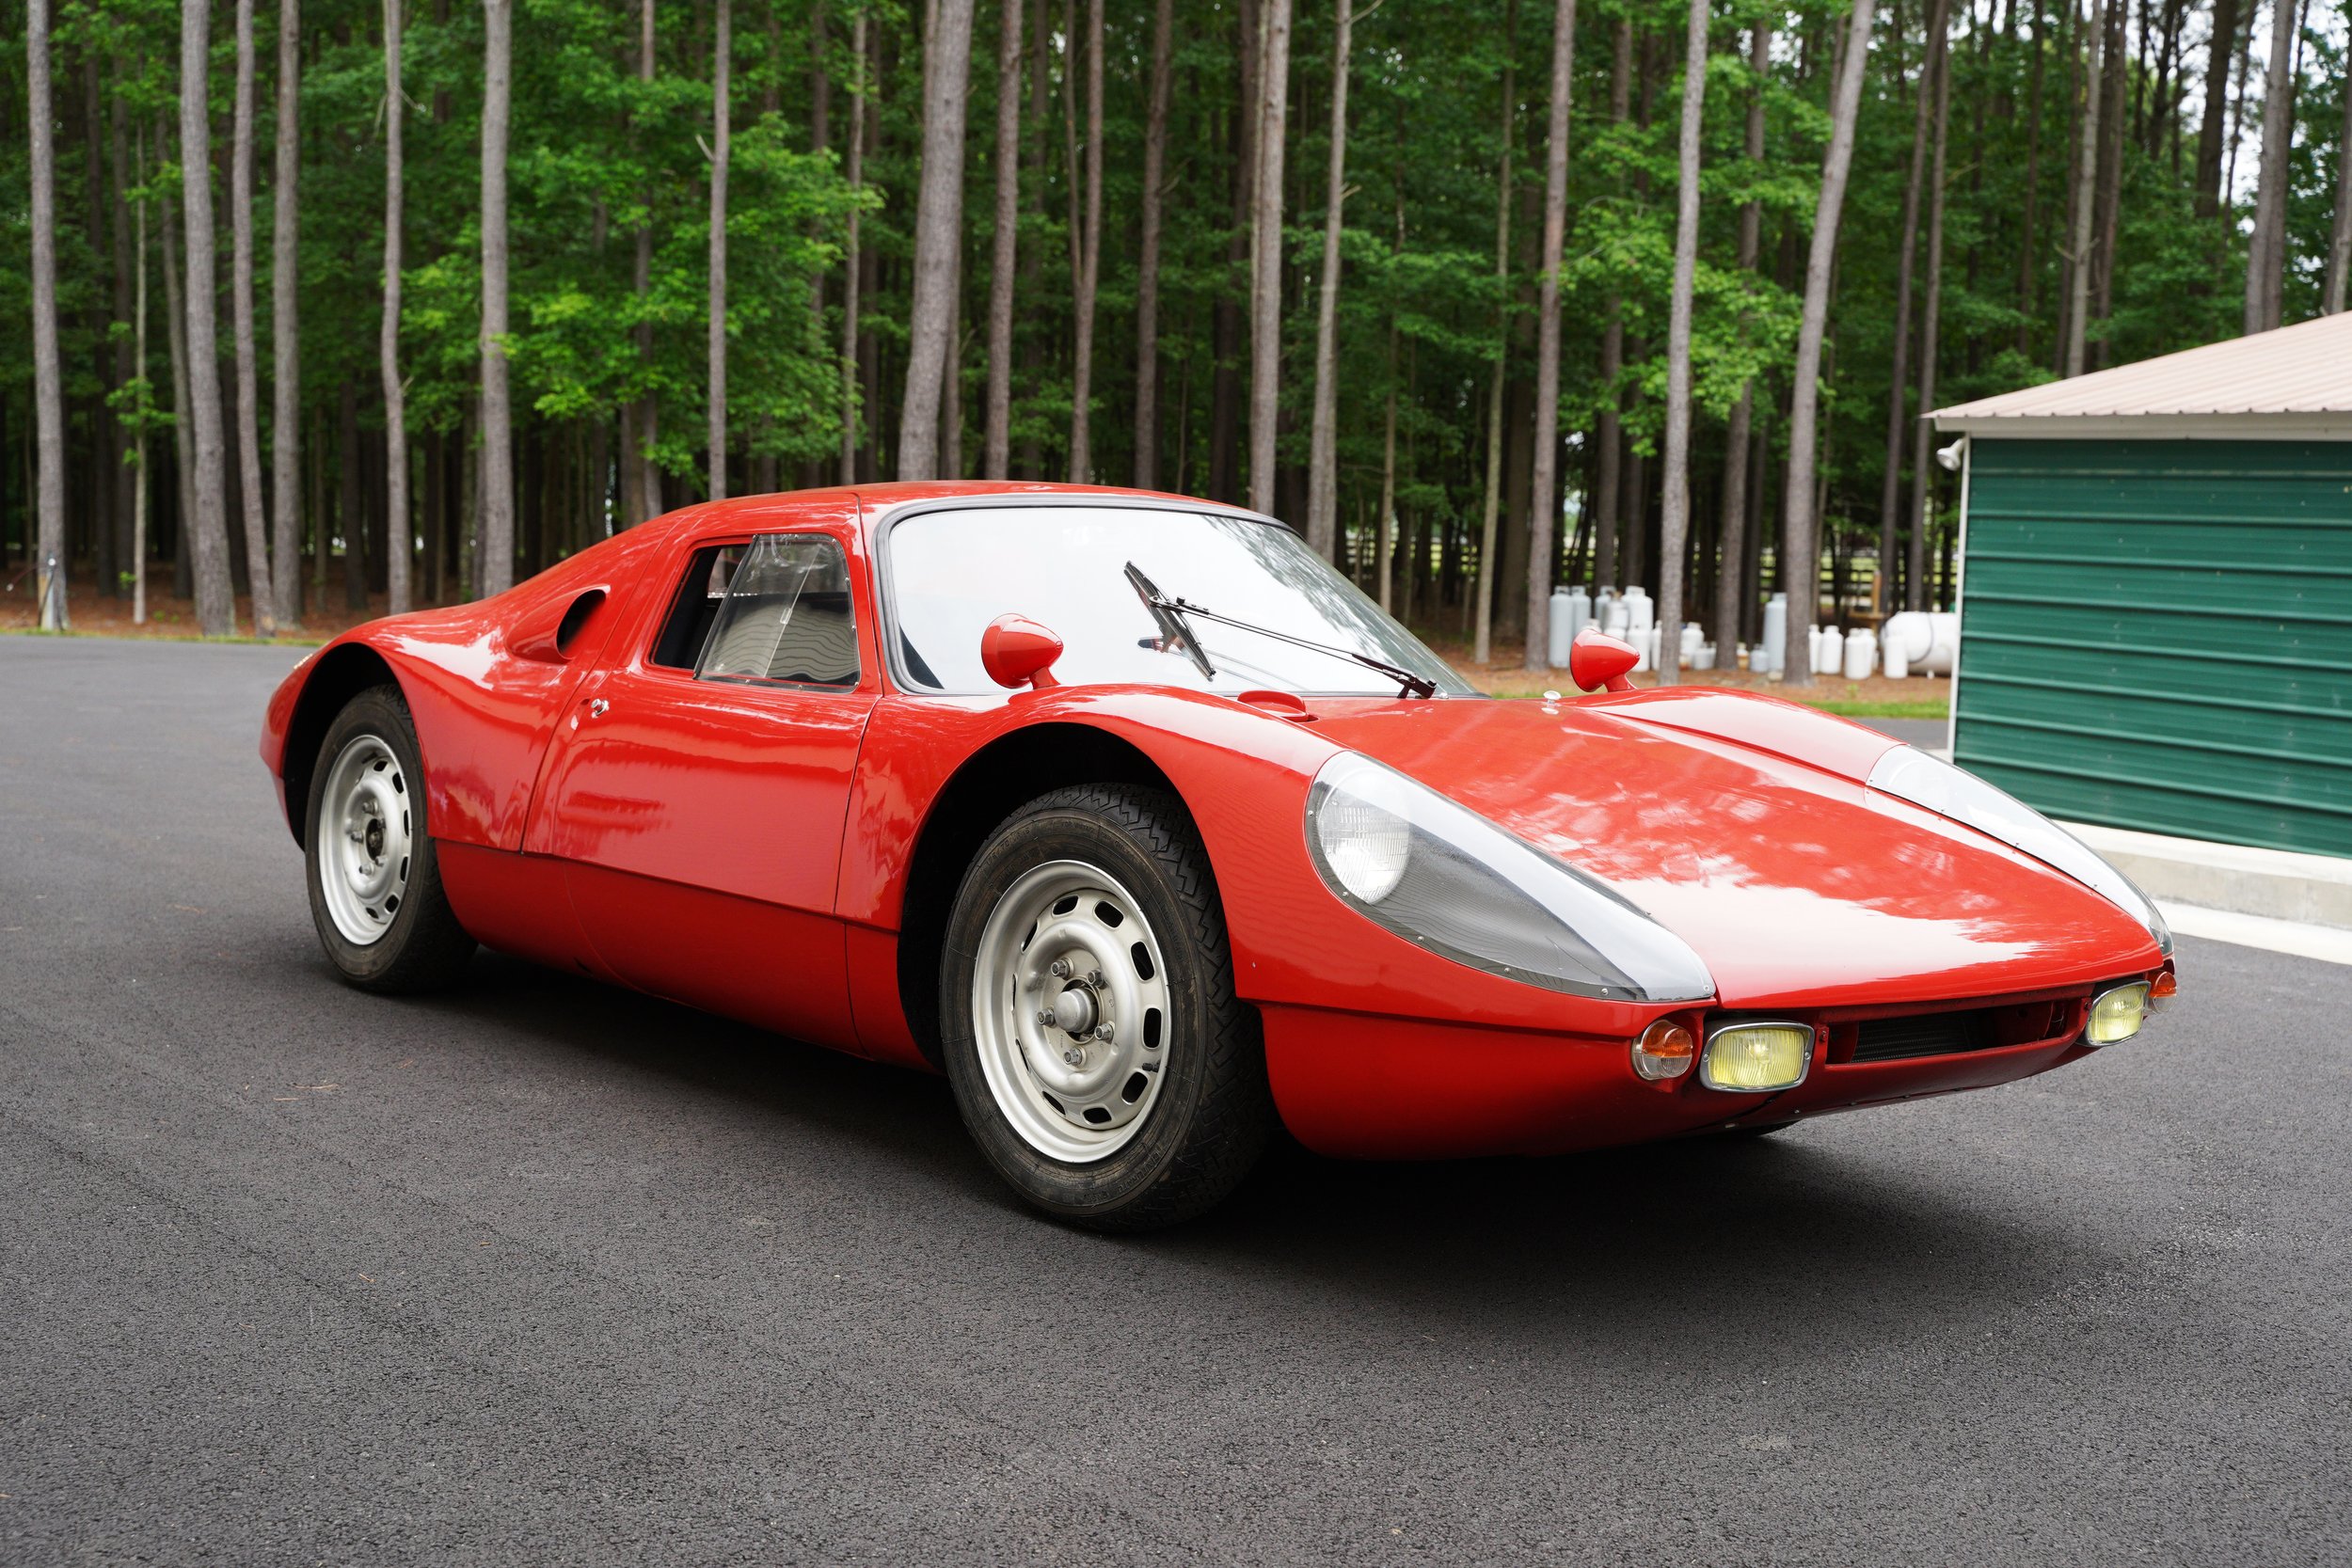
left=1311, top=786, right=1411, bottom=903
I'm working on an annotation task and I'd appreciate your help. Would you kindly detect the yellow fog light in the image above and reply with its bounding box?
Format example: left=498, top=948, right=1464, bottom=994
left=1701, top=1022, right=1812, bottom=1092
left=2087, top=982, right=2152, bottom=1045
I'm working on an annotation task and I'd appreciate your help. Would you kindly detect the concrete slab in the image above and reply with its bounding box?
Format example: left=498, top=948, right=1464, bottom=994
left=2064, top=819, right=2352, bottom=931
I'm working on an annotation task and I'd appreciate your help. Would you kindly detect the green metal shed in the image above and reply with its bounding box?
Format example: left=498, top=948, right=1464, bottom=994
left=1931, top=313, right=2352, bottom=860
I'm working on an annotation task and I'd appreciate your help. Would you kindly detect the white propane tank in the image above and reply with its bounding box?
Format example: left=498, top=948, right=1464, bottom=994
left=1760, top=594, right=1788, bottom=674
left=1548, top=589, right=1576, bottom=668
left=1693, top=640, right=1715, bottom=672
left=1843, top=626, right=1876, bottom=681
left=1603, top=590, right=1630, bottom=638
left=1883, top=634, right=1910, bottom=679
left=1568, top=584, right=1593, bottom=642
left=1626, top=586, right=1655, bottom=634
left=1679, top=621, right=1704, bottom=666
left=1633, top=625, right=1656, bottom=672
left=1882, top=610, right=1962, bottom=676
left=1815, top=625, right=1841, bottom=675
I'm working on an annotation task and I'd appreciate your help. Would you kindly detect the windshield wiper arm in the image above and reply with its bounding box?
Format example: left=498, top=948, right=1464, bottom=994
left=1123, top=561, right=1437, bottom=700
left=1124, top=562, right=1216, bottom=683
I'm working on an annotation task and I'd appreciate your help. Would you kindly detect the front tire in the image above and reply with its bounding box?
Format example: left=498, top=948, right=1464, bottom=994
left=940, top=784, right=1273, bottom=1230
left=303, top=685, right=475, bottom=993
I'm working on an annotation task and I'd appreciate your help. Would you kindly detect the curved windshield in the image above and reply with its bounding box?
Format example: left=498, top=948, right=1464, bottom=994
left=885, top=504, right=1474, bottom=697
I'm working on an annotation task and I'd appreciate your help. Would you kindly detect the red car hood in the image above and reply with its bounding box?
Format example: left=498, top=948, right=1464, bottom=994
left=1307, top=689, right=2159, bottom=1009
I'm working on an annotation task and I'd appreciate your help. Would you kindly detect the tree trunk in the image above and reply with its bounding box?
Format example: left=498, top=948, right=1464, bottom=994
left=1712, top=19, right=1769, bottom=659
left=28, top=0, right=68, bottom=628
left=1133, top=0, right=1175, bottom=486
left=2088, top=0, right=2127, bottom=360
left=271, top=0, right=302, bottom=623
left=1907, top=12, right=1953, bottom=611
left=2063, top=0, right=2103, bottom=375
left=2192, top=0, right=2242, bottom=215
left=1062, top=0, right=1103, bottom=480
left=134, top=135, right=152, bottom=625
left=1247, top=0, right=1294, bottom=515
left=1211, top=0, right=1260, bottom=504
left=1655, top=0, right=1708, bottom=688
left=383, top=0, right=412, bottom=614
left=181, top=0, right=238, bottom=635
left=632, top=0, right=660, bottom=521
left=982, top=0, right=1023, bottom=478
left=840, top=10, right=867, bottom=484
left=1592, top=17, right=1631, bottom=590
left=1471, top=7, right=1515, bottom=666
left=1880, top=0, right=1947, bottom=614
left=898, top=0, right=977, bottom=478
left=1779, top=0, right=1878, bottom=689
left=479, top=0, right=515, bottom=593
left=1304, top=0, right=1356, bottom=559
left=1522, top=0, right=1578, bottom=668
left=231, top=0, right=278, bottom=632
left=2014, top=0, right=2049, bottom=355
left=158, top=127, right=200, bottom=605
left=708, top=0, right=733, bottom=496
left=2244, top=0, right=2300, bottom=333
left=2328, top=38, right=2352, bottom=314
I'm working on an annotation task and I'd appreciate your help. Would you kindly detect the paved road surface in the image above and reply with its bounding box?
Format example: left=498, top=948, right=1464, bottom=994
left=3, top=638, right=2344, bottom=1565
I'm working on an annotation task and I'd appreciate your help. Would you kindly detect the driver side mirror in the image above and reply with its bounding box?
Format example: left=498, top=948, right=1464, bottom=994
left=981, top=613, right=1064, bottom=690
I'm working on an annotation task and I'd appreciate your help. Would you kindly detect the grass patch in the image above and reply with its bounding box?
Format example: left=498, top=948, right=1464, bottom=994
left=1804, top=699, right=1949, bottom=720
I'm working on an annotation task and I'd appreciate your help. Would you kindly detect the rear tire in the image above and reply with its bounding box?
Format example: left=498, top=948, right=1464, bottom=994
left=940, top=784, right=1273, bottom=1231
left=303, top=685, right=475, bottom=993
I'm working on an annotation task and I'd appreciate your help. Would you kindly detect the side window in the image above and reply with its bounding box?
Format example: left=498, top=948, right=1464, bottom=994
left=695, top=534, right=861, bottom=688
left=648, top=544, right=746, bottom=671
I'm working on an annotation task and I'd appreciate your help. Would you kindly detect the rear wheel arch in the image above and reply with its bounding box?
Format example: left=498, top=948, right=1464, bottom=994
left=281, top=644, right=405, bottom=849
left=895, top=723, right=1186, bottom=1066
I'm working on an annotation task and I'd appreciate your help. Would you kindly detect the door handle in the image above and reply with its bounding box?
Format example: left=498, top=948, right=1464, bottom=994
left=588, top=698, right=611, bottom=718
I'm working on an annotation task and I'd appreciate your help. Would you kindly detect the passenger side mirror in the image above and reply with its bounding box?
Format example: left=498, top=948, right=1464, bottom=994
left=1569, top=625, right=1640, bottom=693
left=981, top=614, right=1064, bottom=690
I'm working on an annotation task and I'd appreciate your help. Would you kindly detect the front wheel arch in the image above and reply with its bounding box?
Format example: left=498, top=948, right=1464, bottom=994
left=896, top=723, right=1182, bottom=1068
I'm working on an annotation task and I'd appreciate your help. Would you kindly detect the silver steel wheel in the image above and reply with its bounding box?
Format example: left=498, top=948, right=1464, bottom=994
left=315, top=733, right=414, bottom=947
left=970, top=858, right=1174, bottom=1164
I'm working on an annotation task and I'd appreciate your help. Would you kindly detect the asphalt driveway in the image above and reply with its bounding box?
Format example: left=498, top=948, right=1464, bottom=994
left=2, top=636, right=2344, bottom=1565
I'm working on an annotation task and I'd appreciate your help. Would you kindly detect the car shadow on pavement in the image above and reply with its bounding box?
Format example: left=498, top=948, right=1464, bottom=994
left=402, top=952, right=2084, bottom=1350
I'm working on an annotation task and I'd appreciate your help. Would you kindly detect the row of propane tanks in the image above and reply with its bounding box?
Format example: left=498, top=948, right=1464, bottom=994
left=1546, top=587, right=1961, bottom=679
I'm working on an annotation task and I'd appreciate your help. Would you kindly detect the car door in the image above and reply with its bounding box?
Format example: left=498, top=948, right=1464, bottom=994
left=525, top=514, right=880, bottom=1053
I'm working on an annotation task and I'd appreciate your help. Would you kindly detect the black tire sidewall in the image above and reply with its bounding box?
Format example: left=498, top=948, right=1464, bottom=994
left=302, top=686, right=458, bottom=990
left=940, top=787, right=1262, bottom=1227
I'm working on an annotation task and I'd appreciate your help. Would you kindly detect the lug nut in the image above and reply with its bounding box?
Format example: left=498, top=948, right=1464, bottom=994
left=1062, top=1048, right=1084, bottom=1067
left=1049, top=958, right=1073, bottom=979
left=1094, top=1022, right=1114, bottom=1042
left=1037, top=1009, right=1056, bottom=1027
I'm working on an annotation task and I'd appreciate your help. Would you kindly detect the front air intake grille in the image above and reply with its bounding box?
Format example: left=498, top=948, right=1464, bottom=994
left=1851, top=1008, right=1997, bottom=1064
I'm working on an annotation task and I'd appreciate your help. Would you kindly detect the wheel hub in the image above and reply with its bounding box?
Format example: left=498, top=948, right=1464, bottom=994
left=971, top=860, right=1174, bottom=1164
left=315, top=734, right=413, bottom=948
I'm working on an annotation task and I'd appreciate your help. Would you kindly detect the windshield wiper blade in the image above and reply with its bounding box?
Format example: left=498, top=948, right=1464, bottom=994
left=1123, top=560, right=1437, bottom=700
left=1124, top=562, right=1216, bottom=682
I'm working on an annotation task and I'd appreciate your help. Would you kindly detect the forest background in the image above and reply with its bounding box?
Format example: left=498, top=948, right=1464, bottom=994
left=8, top=0, right=2351, bottom=689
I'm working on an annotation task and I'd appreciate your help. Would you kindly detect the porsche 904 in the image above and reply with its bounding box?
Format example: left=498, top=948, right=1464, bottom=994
left=262, top=483, right=2175, bottom=1227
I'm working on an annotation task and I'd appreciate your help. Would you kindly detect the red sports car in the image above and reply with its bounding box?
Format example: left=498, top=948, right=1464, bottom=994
left=262, top=483, right=2176, bottom=1227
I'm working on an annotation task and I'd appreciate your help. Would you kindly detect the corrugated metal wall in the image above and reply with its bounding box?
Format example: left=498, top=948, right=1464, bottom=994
left=1954, top=437, right=2351, bottom=857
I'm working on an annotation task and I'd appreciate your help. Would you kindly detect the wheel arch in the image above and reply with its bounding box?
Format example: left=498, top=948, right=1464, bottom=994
left=894, top=722, right=1182, bottom=1066
left=279, top=642, right=407, bottom=849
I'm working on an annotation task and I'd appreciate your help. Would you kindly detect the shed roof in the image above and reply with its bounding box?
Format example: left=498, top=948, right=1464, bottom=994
left=1931, top=311, right=2352, bottom=438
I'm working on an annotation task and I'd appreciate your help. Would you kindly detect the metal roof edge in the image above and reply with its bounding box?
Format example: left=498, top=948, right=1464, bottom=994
left=1930, top=411, right=2352, bottom=440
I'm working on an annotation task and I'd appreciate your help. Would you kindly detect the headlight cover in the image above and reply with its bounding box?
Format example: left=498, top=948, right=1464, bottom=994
left=1867, top=746, right=2172, bottom=956
left=1304, top=752, right=1716, bottom=1003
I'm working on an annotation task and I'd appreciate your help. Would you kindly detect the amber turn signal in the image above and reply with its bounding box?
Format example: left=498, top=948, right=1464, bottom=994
left=2147, top=971, right=2178, bottom=1014
left=1630, top=1020, right=1696, bottom=1082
